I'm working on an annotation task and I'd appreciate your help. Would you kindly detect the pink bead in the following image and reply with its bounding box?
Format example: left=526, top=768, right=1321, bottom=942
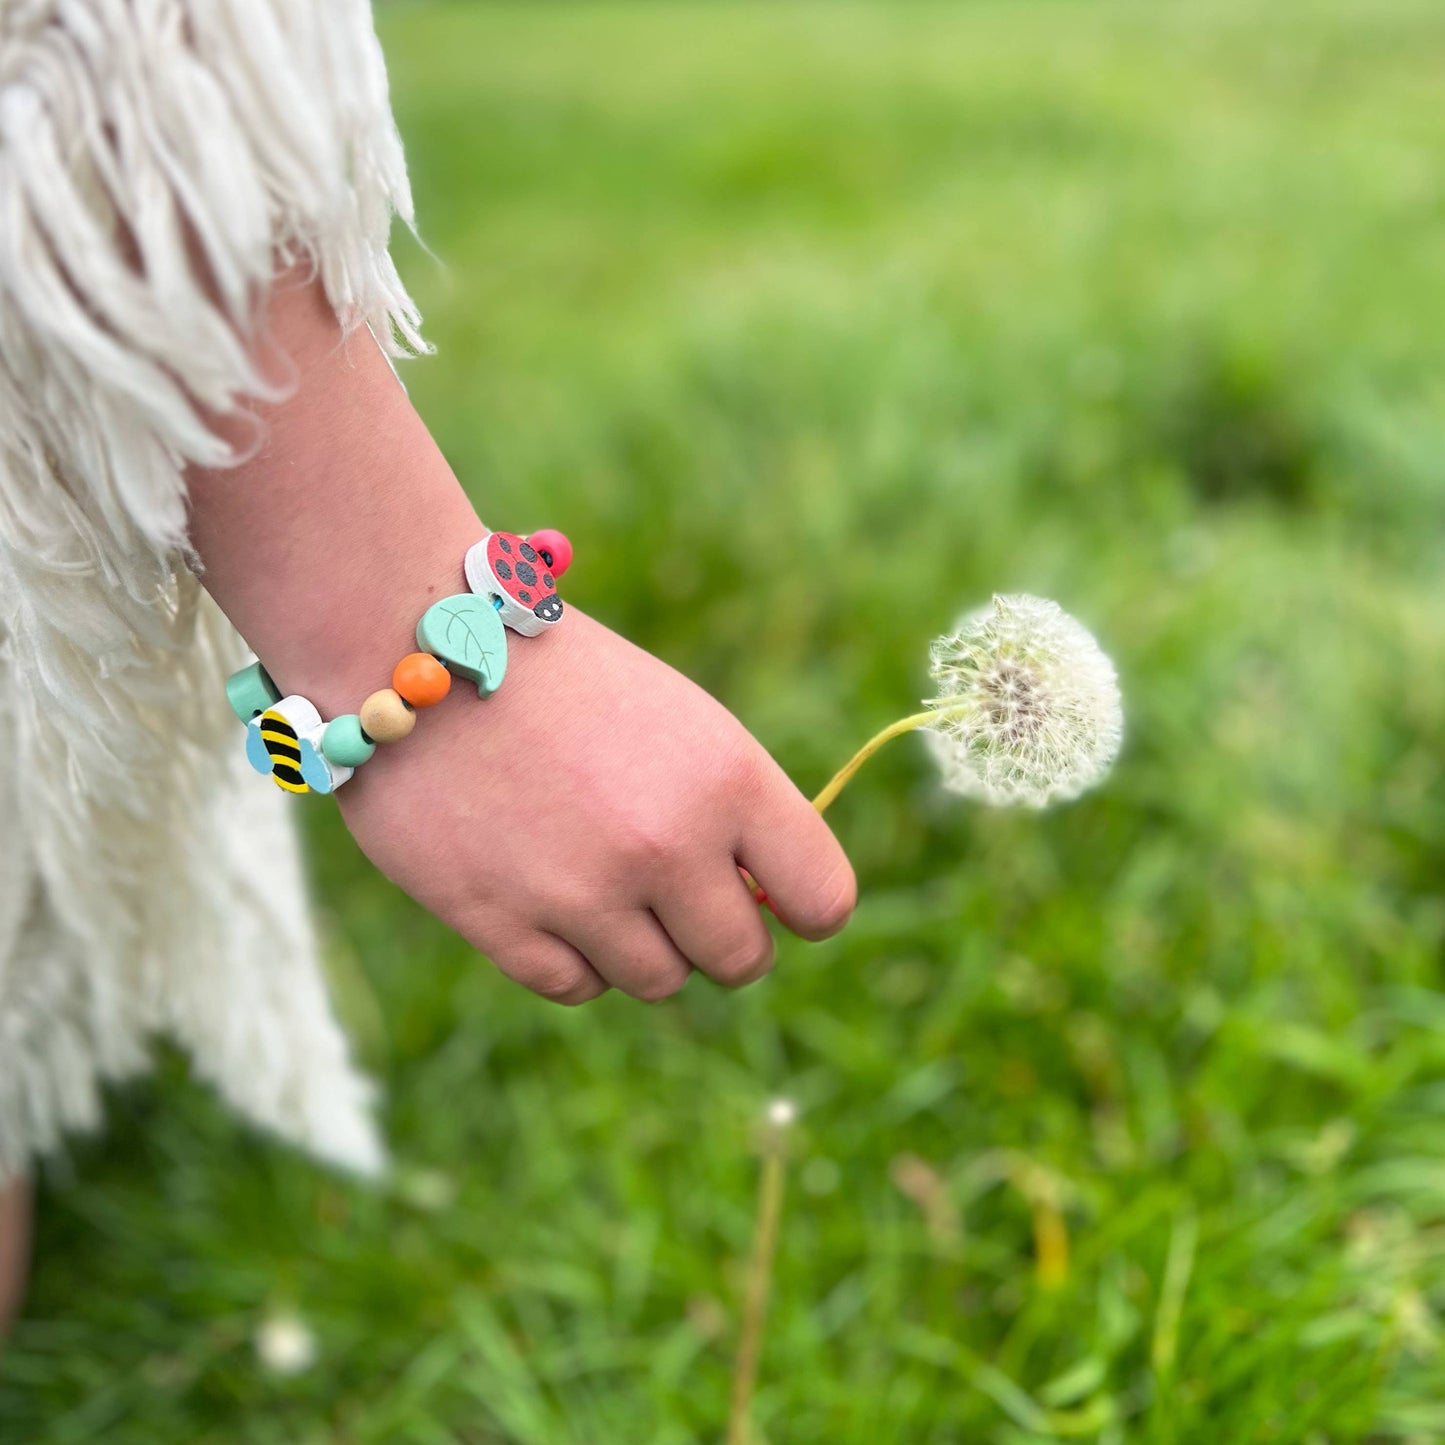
left=528, top=528, right=573, bottom=578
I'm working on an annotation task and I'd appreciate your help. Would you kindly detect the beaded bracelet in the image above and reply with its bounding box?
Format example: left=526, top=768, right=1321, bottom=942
left=226, top=528, right=572, bottom=796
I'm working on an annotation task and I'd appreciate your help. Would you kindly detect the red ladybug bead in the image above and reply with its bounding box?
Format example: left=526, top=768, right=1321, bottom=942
left=528, top=528, right=573, bottom=579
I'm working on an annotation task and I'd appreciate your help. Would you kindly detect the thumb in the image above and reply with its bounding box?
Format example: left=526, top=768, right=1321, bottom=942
left=737, top=758, right=856, bottom=941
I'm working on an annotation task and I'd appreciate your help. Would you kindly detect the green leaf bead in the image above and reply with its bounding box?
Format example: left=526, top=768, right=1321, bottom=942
left=226, top=661, right=281, bottom=722
left=321, top=714, right=377, bottom=768
left=416, top=594, right=508, bottom=697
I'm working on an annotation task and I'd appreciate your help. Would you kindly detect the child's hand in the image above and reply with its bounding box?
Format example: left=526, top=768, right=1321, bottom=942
left=186, top=275, right=852, bottom=1002
left=337, top=610, right=855, bottom=1003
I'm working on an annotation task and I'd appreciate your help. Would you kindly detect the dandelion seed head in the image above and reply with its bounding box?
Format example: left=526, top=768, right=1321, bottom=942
left=926, top=594, right=1122, bottom=808
left=254, top=1312, right=317, bottom=1376
left=767, top=1098, right=797, bottom=1128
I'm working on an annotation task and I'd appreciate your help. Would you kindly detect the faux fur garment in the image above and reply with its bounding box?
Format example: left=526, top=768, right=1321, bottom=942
left=0, top=0, right=426, bottom=1181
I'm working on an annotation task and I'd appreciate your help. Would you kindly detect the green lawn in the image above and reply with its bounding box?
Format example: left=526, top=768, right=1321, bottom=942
left=8, top=2, right=1445, bottom=1440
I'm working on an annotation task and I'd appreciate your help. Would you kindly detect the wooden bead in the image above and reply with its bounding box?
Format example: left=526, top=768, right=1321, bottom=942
left=244, top=694, right=353, bottom=794
left=527, top=528, right=573, bottom=578
left=416, top=594, right=508, bottom=697
left=464, top=531, right=564, bottom=638
left=392, top=652, right=451, bottom=708
left=321, top=714, right=377, bottom=768
left=359, top=688, right=416, bottom=743
left=226, top=660, right=280, bottom=722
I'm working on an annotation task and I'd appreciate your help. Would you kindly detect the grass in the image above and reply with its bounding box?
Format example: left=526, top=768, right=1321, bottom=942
left=7, top=0, right=1445, bottom=1439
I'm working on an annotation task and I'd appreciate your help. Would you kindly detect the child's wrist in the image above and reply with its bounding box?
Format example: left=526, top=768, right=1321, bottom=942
left=227, top=518, right=575, bottom=796
left=257, top=511, right=484, bottom=718
left=181, top=276, right=580, bottom=793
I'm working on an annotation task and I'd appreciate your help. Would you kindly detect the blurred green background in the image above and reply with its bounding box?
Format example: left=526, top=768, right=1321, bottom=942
left=7, top=1, right=1445, bottom=1440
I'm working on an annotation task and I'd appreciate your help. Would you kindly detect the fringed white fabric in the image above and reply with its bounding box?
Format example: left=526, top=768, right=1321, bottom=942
left=0, top=0, right=428, bottom=1183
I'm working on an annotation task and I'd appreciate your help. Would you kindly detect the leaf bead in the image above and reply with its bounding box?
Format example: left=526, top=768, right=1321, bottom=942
left=359, top=689, right=416, bottom=743
left=416, top=594, right=508, bottom=697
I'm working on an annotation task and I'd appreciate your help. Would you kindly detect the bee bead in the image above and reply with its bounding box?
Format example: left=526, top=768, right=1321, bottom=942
left=321, top=714, right=378, bottom=769
left=245, top=694, right=352, bottom=795
left=359, top=688, right=416, bottom=743
left=392, top=652, right=452, bottom=709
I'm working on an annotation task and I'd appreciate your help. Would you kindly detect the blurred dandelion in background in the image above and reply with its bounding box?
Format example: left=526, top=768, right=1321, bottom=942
left=813, top=594, right=1123, bottom=814
left=254, top=1311, right=317, bottom=1377
left=765, top=1098, right=797, bottom=1128
left=727, top=1099, right=796, bottom=1445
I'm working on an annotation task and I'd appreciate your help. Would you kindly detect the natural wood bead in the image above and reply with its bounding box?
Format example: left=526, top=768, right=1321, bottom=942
left=359, top=688, right=416, bottom=743
left=392, top=652, right=451, bottom=708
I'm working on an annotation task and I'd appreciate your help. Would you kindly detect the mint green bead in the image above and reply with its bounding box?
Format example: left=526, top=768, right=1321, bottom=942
left=321, top=714, right=377, bottom=768
left=416, top=593, right=507, bottom=697
left=226, top=661, right=280, bottom=722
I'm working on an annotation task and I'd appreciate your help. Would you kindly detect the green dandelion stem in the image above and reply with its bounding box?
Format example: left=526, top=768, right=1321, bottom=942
left=726, top=1116, right=791, bottom=1445
left=811, top=697, right=974, bottom=814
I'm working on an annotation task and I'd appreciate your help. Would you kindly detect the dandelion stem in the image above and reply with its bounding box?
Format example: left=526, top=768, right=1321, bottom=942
left=1151, top=1206, right=1198, bottom=1377
left=814, top=708, right=947, bottom=814
left=726, top=1116, right=791, bottom=1445
left=742, top=694, right=978, bottom=904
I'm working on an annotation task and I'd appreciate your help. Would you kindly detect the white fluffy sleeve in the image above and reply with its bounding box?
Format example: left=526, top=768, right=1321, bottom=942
left=0, top=0, right=426, bottom=1181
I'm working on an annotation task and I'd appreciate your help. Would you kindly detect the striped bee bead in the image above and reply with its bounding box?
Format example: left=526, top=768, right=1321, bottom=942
left=245, top=695, right=353, bottom=795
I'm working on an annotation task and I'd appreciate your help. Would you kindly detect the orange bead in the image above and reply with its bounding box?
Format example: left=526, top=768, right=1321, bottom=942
left=392, top=652, right=451, bottom=708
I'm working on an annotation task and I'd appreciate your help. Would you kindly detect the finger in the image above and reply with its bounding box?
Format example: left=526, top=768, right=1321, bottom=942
left=561, top=909, right=693, bottom=1003
left=486, top=928, right=610, bottom=1007
left=652, top=864, right=774, bottom=988
left=738, top=763, right=857, bottom=941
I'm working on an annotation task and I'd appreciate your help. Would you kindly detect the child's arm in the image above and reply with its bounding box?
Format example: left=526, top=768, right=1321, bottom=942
left=186, top=275, right=856, bottom=1003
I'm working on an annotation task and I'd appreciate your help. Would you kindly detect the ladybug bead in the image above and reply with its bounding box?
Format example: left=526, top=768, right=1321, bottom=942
left=464, top=528, right=569, bottom=638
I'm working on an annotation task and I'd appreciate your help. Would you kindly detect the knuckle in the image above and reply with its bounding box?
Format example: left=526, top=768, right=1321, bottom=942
left=617, top=817, right=686, bottom=872
left=525, top=961, right=602, bottom=1007
left=721, top=744, right=768, bottom=806
left=710, top=935, right=775, bottom=988
left=632, top=965, right=691, bottom=1003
